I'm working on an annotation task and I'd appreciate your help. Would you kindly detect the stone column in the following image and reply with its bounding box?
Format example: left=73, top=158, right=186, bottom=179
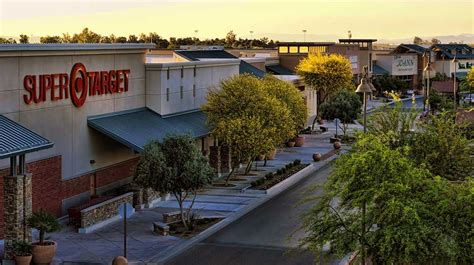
left=3, top=173, right=32, bottom=259
left=209, top=146, right=221, bottom=176
left=220, top=145, right=231, bottom=174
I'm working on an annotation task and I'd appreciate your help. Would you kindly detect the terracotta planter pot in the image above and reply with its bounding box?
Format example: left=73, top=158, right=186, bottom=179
left=294, top=136, right=305, bottom=147
left=15, top=255, right=32, bottom=265
left=32, top=241, right=56, bottom=265
left=266, top=149, right=277, bottom=160
left=286, top=141, right=296, bottom=147
left=312, top=153, right=322, bottom=161
left=333, top=141, right=342, bottom=150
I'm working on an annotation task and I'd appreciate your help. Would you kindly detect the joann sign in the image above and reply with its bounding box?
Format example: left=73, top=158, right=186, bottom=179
left=23, top=63, right=131, bottom=108
left=392, top=55, right=417, bottom=75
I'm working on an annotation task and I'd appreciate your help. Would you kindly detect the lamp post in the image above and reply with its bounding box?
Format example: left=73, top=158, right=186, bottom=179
left=453, top=56, right=458, bottom=111
left=423, top=61, right=434, bottom=113
left=356, top=67, right=373, bottom=133
left=194, top=30, right=199, bottom=45
left=302, top=30, right=307, bottom=42
left=249, top=30, right=254, bottom=48
left=355, top=67, right=372, bottom=265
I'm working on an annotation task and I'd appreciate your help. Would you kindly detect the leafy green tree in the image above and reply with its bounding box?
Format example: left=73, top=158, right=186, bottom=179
left=72, top=28, right=102, bottom=43
left=19, top=34, right=29, bottom=44
left=40, top=35, right=61, bottom=43
left=411, top=112, right=473, bottom=181
left=134, top=135, right=214, bottom=230
left=261, top=75, right=308, bottom=134
left=128, top=34, right=139, bottom=43
left=225, top=30, right=237, bottom=48
left=367, top=100, right=418, bottom=148
left=319, top=90, right=361, bottom=137
left=203, top=74, right=295, bottom=182
left=301, top=134, right=471, bottom=264
left=296, top=53, right=354, bottom=128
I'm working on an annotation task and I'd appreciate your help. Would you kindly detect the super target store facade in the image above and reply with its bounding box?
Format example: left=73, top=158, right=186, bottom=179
left=0, top=44, right=240, bottom=240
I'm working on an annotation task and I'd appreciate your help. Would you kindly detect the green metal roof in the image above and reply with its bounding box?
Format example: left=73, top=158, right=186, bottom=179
left=87, top=108, right=210, bottom=152
left=373, top=64, right=390, bottom=75
left=265, top=64, right=294, bottom=75
left=0, top=115, right=53, bottom=159
left=175, top=49, right=266, bottom=78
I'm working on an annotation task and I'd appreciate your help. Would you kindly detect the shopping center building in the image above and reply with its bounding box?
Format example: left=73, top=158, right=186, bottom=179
left=0, top=44, right=241, bottom=239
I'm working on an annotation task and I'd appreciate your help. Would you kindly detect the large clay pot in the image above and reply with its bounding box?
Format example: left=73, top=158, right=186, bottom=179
left=294, top=136, right=305, bottom=147
left=15, top=255, right=32, bottom=265
left=286, top=141, right=296, bottom=147
left=32, top=241, right=56, bottom=265
left=266, top=149, right=277, bottom=160
left=333, top=141, right=342, bottom=150
left=312, top=153, right=322, bottom=161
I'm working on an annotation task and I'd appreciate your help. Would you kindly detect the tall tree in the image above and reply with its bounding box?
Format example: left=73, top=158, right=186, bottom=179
left=413, top=36, right=424, bottom=44
left=203, top=74, right=295, bottom=183
left=320, top=89, right=362, bottom=137
left=134, top=135, right=214, bottom=230
left=301, top=133, right=473, bottom=264
left=40, top=35, right=61, bottom=43
left=19, top=34, right=29, bottom=44
left=296, top=53, right=354, bottom=128
left=72, top=28, right=101, bottom=43
left=225, top=30, right=237, bottom=48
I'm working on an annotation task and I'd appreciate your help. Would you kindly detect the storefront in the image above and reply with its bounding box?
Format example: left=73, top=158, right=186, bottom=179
left=0, top=44, right=240, bottom=239
left=376, top=53, right=418, bottom=90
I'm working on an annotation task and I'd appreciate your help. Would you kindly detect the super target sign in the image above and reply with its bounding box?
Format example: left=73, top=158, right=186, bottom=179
left=23, top=63, right=130, bottom=108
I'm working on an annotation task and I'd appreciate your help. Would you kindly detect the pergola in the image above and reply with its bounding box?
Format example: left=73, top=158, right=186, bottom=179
left=0, top=115, right=53, bottom=259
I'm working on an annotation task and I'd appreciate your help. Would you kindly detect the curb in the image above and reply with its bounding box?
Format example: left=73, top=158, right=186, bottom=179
left=147, top=154, right=338, bottom=264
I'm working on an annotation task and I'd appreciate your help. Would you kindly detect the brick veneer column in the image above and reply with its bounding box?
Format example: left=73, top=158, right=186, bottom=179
left=3, top=174, right=32, bottom=259
left=220, top=145, right=231, bottom=174
left=209, top=146, right=221, bottom=176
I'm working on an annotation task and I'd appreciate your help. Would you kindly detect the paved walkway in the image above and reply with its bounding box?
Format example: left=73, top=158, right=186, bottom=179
left=45, top=133, right=337, bottom=265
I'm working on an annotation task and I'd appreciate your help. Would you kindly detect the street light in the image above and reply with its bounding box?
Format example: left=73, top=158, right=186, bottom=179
left=302, top=30, right=307, bottom=42
left=356, top=70, right=373, bottom=133
left=453, top=56, right=458, bottom=111
left=250, top=30, right=254, bottom=48
left=423, top=60, right=434, bottom=112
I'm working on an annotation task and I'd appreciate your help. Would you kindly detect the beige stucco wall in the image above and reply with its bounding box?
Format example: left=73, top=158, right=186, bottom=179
left=145, top=59, right=240, bottom=116
left=0, top=49, right=148, bottom=179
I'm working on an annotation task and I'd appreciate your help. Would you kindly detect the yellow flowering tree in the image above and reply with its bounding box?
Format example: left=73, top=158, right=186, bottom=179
left=262, top=76, right=308, bottom=134
left=203, top=74, right=296, bottom=184
left=297, top=53, right=354, bottom=127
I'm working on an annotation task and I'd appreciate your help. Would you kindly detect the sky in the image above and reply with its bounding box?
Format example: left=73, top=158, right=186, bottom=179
left=0, top=0, right=472, bottom=42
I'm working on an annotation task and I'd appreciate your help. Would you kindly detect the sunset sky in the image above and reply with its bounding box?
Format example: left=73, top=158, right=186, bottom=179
left=0, top=0, right=472, bottom=42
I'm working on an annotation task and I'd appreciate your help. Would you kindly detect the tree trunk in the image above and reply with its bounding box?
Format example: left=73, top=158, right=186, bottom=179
left=185, top=191, right=198, bottom=228
left=224, top=167, right=236, bottom=186
left=39, top=230, right=45, bottom=244
left=263, top=156, right=267, bottom=167
left=244, top=159, right=253, bottom=175
left=175, top=192, right=188, bottom=230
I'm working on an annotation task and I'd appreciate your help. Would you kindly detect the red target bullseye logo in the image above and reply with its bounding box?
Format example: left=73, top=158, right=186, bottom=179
left=70, top=63, right=88, bottom=108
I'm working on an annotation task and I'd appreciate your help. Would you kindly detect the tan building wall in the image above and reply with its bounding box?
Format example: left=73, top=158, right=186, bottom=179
left=0, top=46, right=152, bottom=180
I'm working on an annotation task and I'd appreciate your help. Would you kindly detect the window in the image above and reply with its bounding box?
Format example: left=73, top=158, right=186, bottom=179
left=166, top=88, right=170, bottom=101
left=289, top=46, right=298, bottom=53
left=299, top=46, right=309, bottom=53
left=180, top=86, right=183, bottom=99
left=166, top=68, right=170, bottom=79
left=309, top=46, right=327, bottom=54
left=193, top=84, right=196, bottom=97
left=279, top=46, right=288, bottom=53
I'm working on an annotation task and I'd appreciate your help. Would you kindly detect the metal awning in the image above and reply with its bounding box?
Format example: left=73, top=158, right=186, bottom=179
left=266, top=64, right=294, bottom=75
left=87, top=108, right=210, bottom=152
left=0, top=115, right=53, bottom=159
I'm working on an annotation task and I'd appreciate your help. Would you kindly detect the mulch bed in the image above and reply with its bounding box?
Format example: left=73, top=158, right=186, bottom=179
left=169, top=218, right=223, bottom=238
left=212, top=183, right=236, bottom=187
left=251, top=163, right=309, bottom=190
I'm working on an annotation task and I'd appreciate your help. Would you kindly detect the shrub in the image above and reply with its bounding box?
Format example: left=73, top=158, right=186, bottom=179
left=286, top=163, right=293, bottom=169
left=276, top=169, right=282, bottom=175
left=13, top=241, right=32, bottom=256
left=251, top=181, right=257, bottom=187
left=27, top=209, right=61, bottom=244
left=281, top=167, right=287, bottom=174
left=294, top=159, right=301, bottom=166
left=265, top=173, right=274, bottom=180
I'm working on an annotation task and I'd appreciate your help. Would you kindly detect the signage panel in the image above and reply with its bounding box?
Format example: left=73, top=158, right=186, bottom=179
left=23, top=63, right=130, bottom=108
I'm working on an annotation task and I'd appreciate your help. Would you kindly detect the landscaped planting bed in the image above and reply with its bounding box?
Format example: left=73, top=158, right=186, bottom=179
left=250, top=159, right=309, bottom=190
left=169, top=218, right=223, bottom=238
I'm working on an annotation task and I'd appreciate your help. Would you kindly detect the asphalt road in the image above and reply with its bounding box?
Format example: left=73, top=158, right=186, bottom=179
left=165, top=165, right=336, bottom=265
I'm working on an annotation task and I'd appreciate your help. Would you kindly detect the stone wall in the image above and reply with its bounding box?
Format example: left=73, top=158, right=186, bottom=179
left=80, top=192, right=133, bottom=229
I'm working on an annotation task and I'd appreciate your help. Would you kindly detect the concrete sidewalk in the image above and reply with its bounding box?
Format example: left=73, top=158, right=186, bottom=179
left=46, top=133, right=338, bottom=265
